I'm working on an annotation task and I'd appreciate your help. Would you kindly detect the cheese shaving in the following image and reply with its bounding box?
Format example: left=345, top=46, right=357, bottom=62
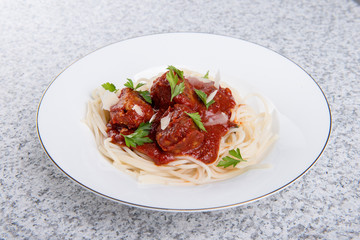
left=132, top=105, right=144, bottom=116
left=214, top=70, right=220, bottom=89
left=160, top=114, right=171, bottom=130
left=149, top=113, right=157, bottom=123
left=206, top=90, right=218, bottom=103
left=204, top=112, right=228, bottom=126
left=101, top=91, right=119, bottom=111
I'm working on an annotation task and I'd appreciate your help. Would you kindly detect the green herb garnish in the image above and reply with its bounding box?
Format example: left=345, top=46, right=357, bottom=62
left=167, top=65, right=184, bottom=79
left=194, top=89, right=215, bottom=109
left=137, top=91, right=152, bottom=104
left=185, top=112, right=206, bottom=132
left=217, top=148, right=246, bottom=168
left=166, top=66, right=185, bottom=101
left=124, top=78, right=146, bottom=90
left=123, top=79, right=152, bottom=104
left=101, top=82, right=117, bottom=92
left=203, top=71, right=209, bottom=79
left=121, top=122, right=153, bottom=148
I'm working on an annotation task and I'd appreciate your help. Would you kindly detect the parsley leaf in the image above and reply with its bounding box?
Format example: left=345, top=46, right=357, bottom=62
left=203, top=71, right=209, bottom=79
left=124, top=78, right=146, bottom=90
left=185, top=112, right=207, bottom=132
left=167, top=65, right=184, bottom=80
left=135, top=82, right=146, bottom=90
left=217, top=156, right=241, bottom=168
left=217, top=148, right=246, bottom=168
left=124, top=79, right=152, bottom=104
left=121, top=122, right=153, bottom=148
left=194, top=89, right=207, bottom=102
left=172, top=82, right=185, bottom=101
left=124, top=78, right=135, bottom=89
left=206, top=99, right=215, bottom=109
left=166, top=66, right=185, bottom=101
left=102, top=82, right=117, bottom=92
left=138, top=90, right=152, bottom=104
left=229, top=148, right=243, bottom=159
left=194, top=89, right=215, bottom=109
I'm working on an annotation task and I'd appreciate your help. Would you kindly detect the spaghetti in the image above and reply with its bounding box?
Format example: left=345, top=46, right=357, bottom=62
left=85, top=67, right=276, bottom=185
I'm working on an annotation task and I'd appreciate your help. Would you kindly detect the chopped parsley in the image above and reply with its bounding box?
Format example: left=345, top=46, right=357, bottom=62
left=166, top=66, right=185, bottom=101
left=185, top=112, right=206, bottom=132
left=137, top=90, right=152, bottom=104
left=203, top=71, right=209, bottom=79
left=217, top=148, right=246, bottom=168
left=167, top=65, right=184, bottom=79
left=101, top=82, right=117, bottom=92
left=124, top=79, right=152, bottom=104
left=121, top=122, right=153, bottom=148
left=124, top=78, right=146, bottom=90
left=194, top=89, right=215, bottom=109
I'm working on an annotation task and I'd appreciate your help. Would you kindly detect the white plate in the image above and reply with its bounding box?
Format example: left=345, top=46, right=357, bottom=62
left=37, top=33, right=331, bottom=212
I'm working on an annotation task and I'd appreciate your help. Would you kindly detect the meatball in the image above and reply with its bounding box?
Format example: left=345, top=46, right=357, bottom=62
left=150, top=72, right=200, bottom=110
left=156, top=104, right=204, bottom=154
left=109, top=88, right=154, bottom=129
left=173, top=78, right=198, bottom=109
left=150, top=72, right=171, bottom=110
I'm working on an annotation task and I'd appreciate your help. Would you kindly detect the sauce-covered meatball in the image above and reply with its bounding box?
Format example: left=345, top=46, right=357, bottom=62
left=150, top=72, right=199, bottom=111
left=156, top=104, right=204, bottom=154
left=110, top=88, right=154, bottom=129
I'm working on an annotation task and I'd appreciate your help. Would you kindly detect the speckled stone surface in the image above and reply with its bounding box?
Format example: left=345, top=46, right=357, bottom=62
left=1, top=0, right=360, bottom=239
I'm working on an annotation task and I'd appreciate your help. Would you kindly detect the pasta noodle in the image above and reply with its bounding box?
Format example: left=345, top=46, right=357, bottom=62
left=84, top=69, right=277, bottom=185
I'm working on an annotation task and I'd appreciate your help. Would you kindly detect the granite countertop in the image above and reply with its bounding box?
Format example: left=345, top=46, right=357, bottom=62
left=1, top=0, right=359, bottom=239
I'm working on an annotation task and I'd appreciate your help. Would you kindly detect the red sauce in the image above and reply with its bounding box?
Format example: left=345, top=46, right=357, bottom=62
left=107, top=71, right=236, bottom=165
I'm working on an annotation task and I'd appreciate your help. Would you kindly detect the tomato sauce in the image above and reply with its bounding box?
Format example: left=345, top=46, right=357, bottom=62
left=107, top=71, right=236, bottom=165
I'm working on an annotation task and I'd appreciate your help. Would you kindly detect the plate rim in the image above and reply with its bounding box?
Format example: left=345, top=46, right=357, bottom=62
left=36, top=32, right=332, bottom=212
